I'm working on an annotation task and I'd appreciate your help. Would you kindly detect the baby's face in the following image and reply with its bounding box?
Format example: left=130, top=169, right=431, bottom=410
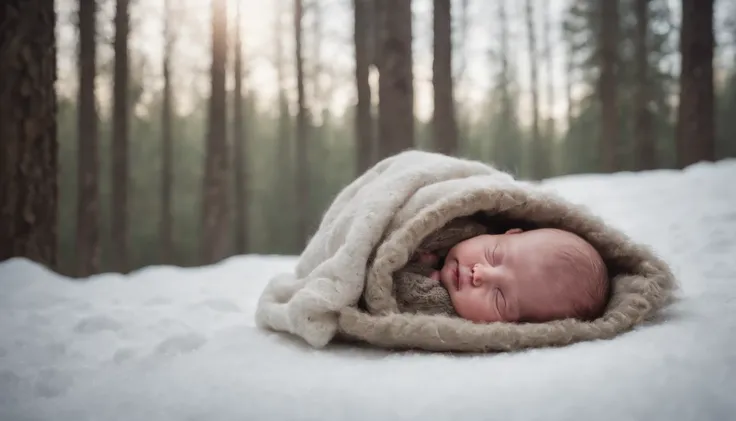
left=437, top=228, right=589, bottom=323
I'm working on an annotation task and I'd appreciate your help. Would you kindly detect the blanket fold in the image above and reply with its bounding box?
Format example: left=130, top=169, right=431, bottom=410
left=255, top=151, right=678, bottom=352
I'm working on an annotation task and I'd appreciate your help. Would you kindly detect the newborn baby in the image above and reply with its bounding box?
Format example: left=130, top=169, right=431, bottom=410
left=394, top=220, right=609, bottom=324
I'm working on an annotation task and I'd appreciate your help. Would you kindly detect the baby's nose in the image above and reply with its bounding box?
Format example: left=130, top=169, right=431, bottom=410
left=471, top=263, right=486, bottom=287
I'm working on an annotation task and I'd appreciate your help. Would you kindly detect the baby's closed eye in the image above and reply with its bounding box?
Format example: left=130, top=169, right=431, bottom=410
left=486, top=244, right=499, bottom=265
left=493, top=288, right=507, bottom=315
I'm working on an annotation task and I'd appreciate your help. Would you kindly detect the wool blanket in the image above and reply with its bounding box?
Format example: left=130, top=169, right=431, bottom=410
left=254, top=151, right=678, bottom=352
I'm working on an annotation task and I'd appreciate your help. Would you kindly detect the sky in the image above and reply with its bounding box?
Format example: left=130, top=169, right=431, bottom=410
left=55, top=0, right=736, bottom=129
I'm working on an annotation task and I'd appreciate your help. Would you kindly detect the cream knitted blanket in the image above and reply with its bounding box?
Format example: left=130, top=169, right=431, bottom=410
left=254, top=151, right=678, bottom=352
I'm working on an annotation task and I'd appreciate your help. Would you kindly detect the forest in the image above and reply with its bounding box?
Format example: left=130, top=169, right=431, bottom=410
left=1, top=0, right=734, bottom=277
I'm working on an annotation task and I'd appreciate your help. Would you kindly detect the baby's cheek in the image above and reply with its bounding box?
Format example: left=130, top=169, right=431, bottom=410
left=452, top=293, right=482, bottom=320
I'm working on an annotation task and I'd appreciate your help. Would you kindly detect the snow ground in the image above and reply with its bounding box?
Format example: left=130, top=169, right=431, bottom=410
left=1, top=160, right=735, bottom=421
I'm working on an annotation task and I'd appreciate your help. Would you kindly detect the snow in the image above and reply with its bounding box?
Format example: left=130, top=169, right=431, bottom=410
left=2, top=160, right=736, bottom=421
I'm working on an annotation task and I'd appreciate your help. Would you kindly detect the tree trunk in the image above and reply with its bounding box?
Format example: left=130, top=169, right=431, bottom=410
left=376, top=0, right=414, bottom=160
left=0, top=1, right=58, bottom=268
left=495, top=0, right=509, bottom=164
left=524, top=0, right=543, bottom=179
left=160, top=0, right=174, bottom=263
left=456, top=0, right=469, bottom=80
left=495, top=0, right=517, bottom=170
left=432, top=0, right=458, bottom=156
left=634, top=0, right=656, bottom=171
left=76, top=0, right=101, bottom=276
left=294, top=0, right=309, bottom=249
left=564, top=31, right=574, bottom=133
left=599, top=0, right=620, bottom=173
left=232, top=0, right=248, bottom=254
left=354, top=0, right=374, bottom=176
left=564, top=37, right=574, bottom=175
left=676, top=0, right=715, bottom=168
left=543, top=0, right=555, bottom=174
left=200, top=0, right=230, bottom=264
left=111, top=0, right=129, bottom=273
left=310, top=0, right=323, bottom=118
left=455, top=0, right=469, bottom=151
left=274, top=0, right=294, bottom=251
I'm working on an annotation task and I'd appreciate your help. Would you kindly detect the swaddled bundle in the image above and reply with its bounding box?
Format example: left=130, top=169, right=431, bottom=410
left=255, top=150, right=678, bottom=352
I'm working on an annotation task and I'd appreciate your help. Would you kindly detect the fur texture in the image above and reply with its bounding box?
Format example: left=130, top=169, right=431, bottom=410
left=255, top=151, right=678, bottom=352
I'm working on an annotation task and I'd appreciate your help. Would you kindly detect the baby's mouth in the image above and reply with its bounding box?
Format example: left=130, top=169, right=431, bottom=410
left=439, top=260, right=461, bottom=292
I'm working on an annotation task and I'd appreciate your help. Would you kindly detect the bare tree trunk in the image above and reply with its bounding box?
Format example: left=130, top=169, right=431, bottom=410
left=456, top=0, right=469, bottom=80
left=634, top=0, right=656, bottom=170
left=160, top=0, right=174, bottom=263
left=0, top=1, right=58, bottom=267
left=371, top=0, right=382, bottom=161
left=354, top=0, right=374, bottom=175
left=200, top=0, right=230, bottom=264
left=676, top=0, right=715, bottom=168
left=310, top=0, right=323, bottom=118
left=76, top=0, right=100, bottom=276
left=275, top=0, right=290, bottom=155
left=524, top=0, right=543, bottom=179
left=111, top=0, right=129, bottom=273
left=432, top=0, right=458, bottom=156
left=565, top=32, right=574, bottom=132
left=376, top=0, right=414, bottom=160
left=232, top=0, right=248, bottom=254
left=495, top=0, right=516, bottom=168
left=274, top=0, right=295, bottom=251
left=563, top=37, right=574, bottom=175
left=455, top=0, right=469, bottom=150
left=599, top=0, right=620, bottom=173
left=307, top=0, right=324, bottom=235
left=543, top=0, right=555, bottom=174
left=294, top=0, right=309, bottom=249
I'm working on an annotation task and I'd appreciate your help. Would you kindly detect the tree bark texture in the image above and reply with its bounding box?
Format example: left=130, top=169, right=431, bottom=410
left=676, top=0, right=715, bottom=168
left=494, top=0, right=510, bottom=164
left=354, top=0, right=374, bottom=176
left=111, top=0, right=129, bottom=273
left=543, top=0, right=555, bottom=174
left=376, top=0, right=414, bottom=160
left=200, top=0, right=230, bottom=264
left=0, top=1, right=58, bottom=268
left=76, top=0, right=101, bottom=276
left=634, top=0, right=656, bottom=170
left=233, top=0, right=248, bottom=254
left=432, top=0, right=458, bottom=156
left=310, top=0, right=323, bottom=116
left=160, top=0, right=174, bottom=262
left=564, top=31, right=574, bottom=131
left=525, top=0, right=544, bottom=179
left=294, top=0, right=310, bottom=249
left=599, top=0, right=620, bottom=173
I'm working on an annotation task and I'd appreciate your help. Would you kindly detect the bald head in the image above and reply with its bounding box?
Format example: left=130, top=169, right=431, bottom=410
left=530, top=228, right=610, bottom=320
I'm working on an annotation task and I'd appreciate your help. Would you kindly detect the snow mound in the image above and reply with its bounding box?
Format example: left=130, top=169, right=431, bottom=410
left=1, top=160, right=735, bottom=421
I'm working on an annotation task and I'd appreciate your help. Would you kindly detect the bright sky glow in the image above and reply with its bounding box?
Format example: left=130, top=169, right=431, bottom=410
left=55, top=0, right=735, bottom=130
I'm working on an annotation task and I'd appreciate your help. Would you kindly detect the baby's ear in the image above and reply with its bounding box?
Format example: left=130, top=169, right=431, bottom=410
left=505, top=228, right=523, bottom=235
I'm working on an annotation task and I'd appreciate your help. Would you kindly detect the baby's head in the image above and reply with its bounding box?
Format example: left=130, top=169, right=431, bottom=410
left=436, top=228, right=609, bottom=324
